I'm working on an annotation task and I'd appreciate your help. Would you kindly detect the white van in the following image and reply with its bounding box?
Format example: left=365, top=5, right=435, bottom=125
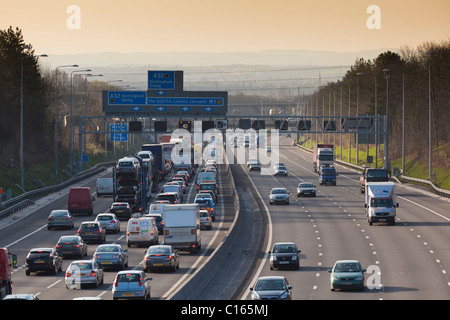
left=96, top=178, right=113, bottom=196
left=126, top=217, right=158, bottom=247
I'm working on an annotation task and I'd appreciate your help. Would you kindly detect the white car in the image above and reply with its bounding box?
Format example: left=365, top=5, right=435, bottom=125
left=65, top=260, right=104, bottom=289
left=273, top=165, right=288, bottom=176
left=269, top=188, right=290, bottom=205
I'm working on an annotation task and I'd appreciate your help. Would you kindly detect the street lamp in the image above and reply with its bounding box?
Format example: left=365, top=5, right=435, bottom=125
left=425, top=51, right=432, bottom=181
left=55, top=64, right=78, bottom=182
left=20, top=46, right=47, bottom=190
left=70, top=69, right=91, bottom=174
left=383, top=69, right=390, bottom=171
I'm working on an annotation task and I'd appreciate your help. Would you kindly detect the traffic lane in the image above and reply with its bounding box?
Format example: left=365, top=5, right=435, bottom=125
left=283, top=143, right=450, bottom=299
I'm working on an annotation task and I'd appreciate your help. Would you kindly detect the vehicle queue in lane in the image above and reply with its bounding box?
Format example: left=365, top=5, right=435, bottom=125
left=5, top=155, right=221, bottom=300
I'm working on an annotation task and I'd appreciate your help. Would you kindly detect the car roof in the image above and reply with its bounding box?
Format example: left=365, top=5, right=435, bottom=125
left=334, top=259, right=360, bottom=264
left=116, top=269, right=143, bottom=274
left=256, top=276, right=286, bottom=281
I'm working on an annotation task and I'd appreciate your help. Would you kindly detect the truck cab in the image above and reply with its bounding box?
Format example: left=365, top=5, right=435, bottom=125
left=364, top=182, right=398, bottom=225
left=319, top=165, right=337, bottom=185
left=0, top=248, right=18, bottom=299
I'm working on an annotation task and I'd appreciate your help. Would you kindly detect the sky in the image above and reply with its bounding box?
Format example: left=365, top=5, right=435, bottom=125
left=1, top=0, right=449, bottom=56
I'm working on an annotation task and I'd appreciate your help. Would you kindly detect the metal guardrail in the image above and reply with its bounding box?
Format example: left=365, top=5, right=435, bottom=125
left=0, top=161, right=115, bottom=220
left=296, top=143, right=450, bottom=198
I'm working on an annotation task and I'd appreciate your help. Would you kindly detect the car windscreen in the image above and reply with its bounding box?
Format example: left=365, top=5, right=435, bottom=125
left=271, top=189, right=287, bottom=194
left=334, top=262, right=362, bottom=272
left=255, top=279, right=287, bottom=291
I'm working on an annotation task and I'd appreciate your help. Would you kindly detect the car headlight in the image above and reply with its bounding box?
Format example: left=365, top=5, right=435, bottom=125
left=279, top=291, right=289, bottom=299
left=292, top=256, right=297, bottom=261
left=251, top=292, right=261, bottom=300
left=355, top=276, right=363, bottom=281
left=332, top=276, right=340, bottom=281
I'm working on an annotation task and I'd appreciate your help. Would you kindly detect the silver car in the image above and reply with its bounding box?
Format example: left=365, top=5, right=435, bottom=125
left=47, top=210, right=74, bottom=230
left=95, top=213, right=121, bottom=233
left=250, top=276, right=293, bottom=300
left=273, top=165, right=288, bottom=176
left=112, top=270, right=152, bottom=300
left=93, top=244, right=128, bottom=270
left=199, top=209, right=213, bottom=230
left=269, top=188, right=290, bottom=205
left=296, top=182, right=316, bottom=197
left=65, top=260, right=104, bottom=289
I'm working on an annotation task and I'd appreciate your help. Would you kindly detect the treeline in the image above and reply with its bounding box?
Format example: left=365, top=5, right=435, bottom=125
left=309, top=39, right=450, bottom=172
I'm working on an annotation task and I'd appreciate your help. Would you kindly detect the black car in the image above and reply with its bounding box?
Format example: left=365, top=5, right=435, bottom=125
left=54, top=235, right=88, bottom=258
left=110, top=202, right=133, bottom=220
left=269, top=242, right=301, bottom=270
left=25, top=248, right=63, bottom=276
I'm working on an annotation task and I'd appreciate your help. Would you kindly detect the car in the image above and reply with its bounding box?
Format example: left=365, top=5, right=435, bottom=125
left=328, top=260, right=366, bottom=291
left=273, top=165, right=288, bottom=176
left=266, top=146, right=272, bottom=153
left=247, top=158, right=258, bottom=167
left=198, top=190, right=218, bottom=203
left=194, top=198, right=215, bottom=221
left=112, top=270, right=152, bottom=300
left=268, top=242, right=301, bottom=270
left=93, top=244, right=128, bottom=270
left=110, top=202, right=133, bottom=220
left=269, top=188, right=290, bottom=205
left=95, top=213, right=121, bottom=233
left=197, top=182, right=219, bottom=195
left=47, top=209, right=75, bottom=230
left=195, top=191, right=216, bottom=204
left=54, top=235, right=88, bottom=258
left=65, top=260, right=104, bottom=289
left=250, top=276, right=292, bottom=300
left=116, top=157, right=140, bottom=180
left=145, top=213, right=164, bottom=234
left=2, top=294, right=39, bottom=300
left=199, top=209, right=213, bottom=230
left=153, top=192, right=181, bottom=204
left=296, top=182, right=316, bottom=197
left=167, top=180, right=186, bottom=194
left=249, top=161, right=261, bottom=171
left=143, top=245, right=180, bottom=272
left=77, top=221, right=106, bottom=243
left=25, top=248, right=63, bottom=276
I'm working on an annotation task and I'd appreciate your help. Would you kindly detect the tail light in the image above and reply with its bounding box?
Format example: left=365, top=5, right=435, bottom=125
left=72, top=245, right=80, bottom=248
left=65, top=271, right=71, bottom=277
left=55, top=245, right=62, bottom=248
left=90, top=270, right=96, bottom=277
left=77, top=230, right=80, bottom=234
left=110, top=220, right=116, bottom=224
left=97, top=229, right=102, bottom=233
left=150, top=231, right=154, bottom=235
left=138, top=276, right=143, bottom=286
left=165, top=255, right=173, bottom=261
left=114, top=276, right=118, bottom=287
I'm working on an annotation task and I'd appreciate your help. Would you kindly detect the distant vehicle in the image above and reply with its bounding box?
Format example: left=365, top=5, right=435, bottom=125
left=143, top=245, right=180, bottom=272
left=110, top=202, right=133, bottom=220
left=360, top=167, right=390, bottom=193
left=269, top=188, right=290, bottom=205
left=194, top=198, right=215, bottom=221
left=268, top=242, right=301, bottom=270
left=2, top=294, right=39, bottom=300
left=273, top=165, right=288, bottom=176
left=313, top=144, right=334, bottom=173
left=25, top=248, right=63, bottom=276
left=113, top=270, right=152, bottom=300
left=250, top=276, right=293, bottom=300
left=296, top=182, right=316, bottom=197
left=47, top=209, right=74, bottom=230
left=249, top=161, right=261, bottom=172
left=54, top=235, right=88, bottom=259
left=96, top=178, right=114, bottom=196
left=93, top=244, right=128, bottom=270
left=116, top=157, right=140, bottom=181
left=328, top=260, right=366, bottom=291
left=95, top=213, right=121, bottom=234
left=77, top=221, right=106, bottom=244
left=65, top=260, right=104, bottom=289
left=319, top=165, right=337, bottom=186
left=68, top=187, right=94, bottom=215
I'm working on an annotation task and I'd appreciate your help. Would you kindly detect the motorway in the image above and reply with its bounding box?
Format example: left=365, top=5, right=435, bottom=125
left=2, top=136, right=450, bottom=300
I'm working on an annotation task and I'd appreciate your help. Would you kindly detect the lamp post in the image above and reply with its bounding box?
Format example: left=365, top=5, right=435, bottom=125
left=55, top=64, right=78, bottom=182
left=70, top=69, right=91, bottom=174
left=20, top=47, right=47, bottom=190
left=383, top=69, right=390, bottom=171
left=425, top=51, right=432, bottom=181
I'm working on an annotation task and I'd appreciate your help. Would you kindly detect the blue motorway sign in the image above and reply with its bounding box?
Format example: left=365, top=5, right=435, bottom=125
left=146, top=97, right=224, bottom=107
left=109, top=123, right=128, bottom=142
left=148, top=71, right=175, bottom=90
left=108, top=91, right=146, bottom=105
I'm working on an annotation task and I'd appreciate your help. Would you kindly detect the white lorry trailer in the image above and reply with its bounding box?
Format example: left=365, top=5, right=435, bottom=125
left=162, top=204, right=201, bottom=253
left=365, top=182, right=399, bottom=225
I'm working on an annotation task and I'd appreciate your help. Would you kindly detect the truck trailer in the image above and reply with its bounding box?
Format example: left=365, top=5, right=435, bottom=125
left=313, top=144, right=334, bottom=173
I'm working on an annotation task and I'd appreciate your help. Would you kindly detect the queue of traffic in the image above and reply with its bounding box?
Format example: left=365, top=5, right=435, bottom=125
left=1, top=142, right=221, bottom=300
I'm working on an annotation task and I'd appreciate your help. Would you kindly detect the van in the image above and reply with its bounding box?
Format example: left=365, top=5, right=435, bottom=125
left=68, top=187, right=95, bottom=215
left=126, top=217, right=158, bottom=247
left=96, top=178, right=113, bottom=196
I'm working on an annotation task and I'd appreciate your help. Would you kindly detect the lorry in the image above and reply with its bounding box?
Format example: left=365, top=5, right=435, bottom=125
left=162, top=204, right=201, bottom=253
left=319, top=165, right=338, bottom=185
left=313, top=144, right=334, bottom=173
left=0, top=248, right=17, bottom=299
left=113, top=156, right=151, bottom=213
left=364, top=182, right=399, bottom=225
left=142, top=144, right=167, bottom=182
left=360, top=167, right=390, bottom=193
left=137, top=150, right=158, bottom=192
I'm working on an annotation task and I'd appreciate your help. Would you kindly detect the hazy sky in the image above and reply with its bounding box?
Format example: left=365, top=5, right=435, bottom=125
left=1, top=0, right=449, bottom=55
